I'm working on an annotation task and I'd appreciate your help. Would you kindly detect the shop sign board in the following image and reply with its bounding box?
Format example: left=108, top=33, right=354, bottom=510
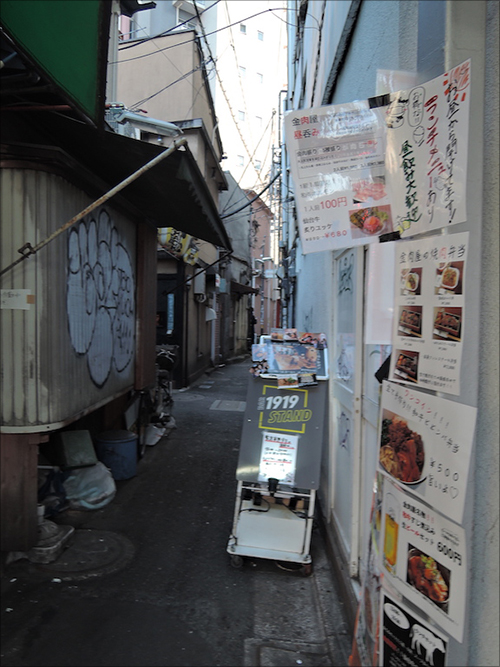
left=236, top=378, right=328, bottom=489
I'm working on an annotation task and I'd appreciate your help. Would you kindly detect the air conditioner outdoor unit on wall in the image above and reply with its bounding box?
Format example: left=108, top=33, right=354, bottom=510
left=193, top=271, right=206, bottom=295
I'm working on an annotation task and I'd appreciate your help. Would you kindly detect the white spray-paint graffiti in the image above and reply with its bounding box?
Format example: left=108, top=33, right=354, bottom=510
left=67, top=209, right=135, bottom=387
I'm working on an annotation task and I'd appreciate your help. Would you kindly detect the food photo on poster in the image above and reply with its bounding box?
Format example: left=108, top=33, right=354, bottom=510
left=348, top=204, right=393, bottom=240
left=380, top=591, right=448, bottom=667
left=380, top=479, right=466, bottom=642
left=249, top=334, right=328, bottom=380
left=406, top=546, right=450, bottom=613
left=378, top=381, right=476, bottom=525
left=432, top=307, right=462, bottom=342
left=397, top=306, right=423, bottom=338
left=379, top=411, right=426, bottom=485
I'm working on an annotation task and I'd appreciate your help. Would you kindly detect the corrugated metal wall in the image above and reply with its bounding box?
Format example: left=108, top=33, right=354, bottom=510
left=1, top=168, right=137, bottom=431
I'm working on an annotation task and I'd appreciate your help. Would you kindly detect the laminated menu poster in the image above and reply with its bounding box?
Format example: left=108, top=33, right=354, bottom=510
left=257, top=431, right=298, bottom=485
left=380, top=591, right=448, bottom=667
left=380, top=479, right=466, bottom=642
left=284, top=101, right=391, bottom=253
left=385, top=59, right=470, bottom=236
left=389, top=232, right=468, bottom=396
left=377, top=381, right=476, bottom=525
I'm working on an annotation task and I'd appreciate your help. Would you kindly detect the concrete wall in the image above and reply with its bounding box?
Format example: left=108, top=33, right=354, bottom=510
left=286, top=1, right=499, bottom=664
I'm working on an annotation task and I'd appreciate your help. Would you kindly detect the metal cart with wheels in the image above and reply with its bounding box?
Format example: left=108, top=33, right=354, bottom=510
left=227, top=334, right=328, bottom=573
left=228, top=480, right=316, bottom=575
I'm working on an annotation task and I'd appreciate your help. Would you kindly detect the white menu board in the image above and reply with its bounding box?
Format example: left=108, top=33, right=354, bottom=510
left=389, top=232, right=469, bottom=396
left=385, top=59, right=470, bottom=236
left=257, top=431, right=298, bottom=485
left=377, top=381, right=476, bottom=525
left=380, top=479, right=467, bottom=642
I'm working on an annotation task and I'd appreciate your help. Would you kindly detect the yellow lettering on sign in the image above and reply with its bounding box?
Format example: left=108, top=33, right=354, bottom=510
left=268, top=409, right=312, bottom=423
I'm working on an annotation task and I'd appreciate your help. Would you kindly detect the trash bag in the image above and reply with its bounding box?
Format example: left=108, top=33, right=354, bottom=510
left=62, top=462, right=116, bottom=510
left=38, top=468, right=71, bottom=517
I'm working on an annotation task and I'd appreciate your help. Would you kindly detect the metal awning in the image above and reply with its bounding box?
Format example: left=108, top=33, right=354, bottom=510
left=1, top=111, right=232, bottom=250
left=230, top=280, right=259, bottom=295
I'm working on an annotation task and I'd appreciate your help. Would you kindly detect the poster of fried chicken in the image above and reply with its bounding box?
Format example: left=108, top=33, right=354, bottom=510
left=377, top=381, right=476, bottom=525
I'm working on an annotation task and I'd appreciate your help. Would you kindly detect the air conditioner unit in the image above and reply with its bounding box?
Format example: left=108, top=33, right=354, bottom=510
left=193, top=271, right=206, bottom=295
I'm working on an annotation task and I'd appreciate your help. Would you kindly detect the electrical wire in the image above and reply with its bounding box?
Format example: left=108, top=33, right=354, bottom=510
left=221, top=109, right=277, bottom=213
left=118, top=1, right=220, bottom=52
left=128, top=62, right=208, bottom=110
left=222, top=2, right=254, bottom=150
left=220, top=171, right=281, bottom=219
left=193, top=1, right=266, bottom=191
left=116, top=5, right=285, bottom=59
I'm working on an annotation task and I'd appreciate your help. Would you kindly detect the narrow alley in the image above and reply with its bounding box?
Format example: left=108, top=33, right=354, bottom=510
left=1, top=358, right=352, bottom=667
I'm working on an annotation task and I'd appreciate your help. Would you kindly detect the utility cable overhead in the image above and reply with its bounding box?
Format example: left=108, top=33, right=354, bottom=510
left=220, top=171, right=281, bottom=220
left=221, top=109, right=276, bottom=213
left=115, top=6, right=286, bottom=62
left=193, top=2, right=265, bottom=190
left=223, top=2, right=254, bottom=151
left=118, top=1, right=220, bottom=51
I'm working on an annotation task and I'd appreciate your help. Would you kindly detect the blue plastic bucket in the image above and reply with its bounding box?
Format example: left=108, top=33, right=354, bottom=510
left=94, top=430, right=137, bottom=480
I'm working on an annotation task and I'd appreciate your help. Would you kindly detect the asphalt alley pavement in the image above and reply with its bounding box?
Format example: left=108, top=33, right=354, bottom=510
left=1, top=358, right=352, bottom=667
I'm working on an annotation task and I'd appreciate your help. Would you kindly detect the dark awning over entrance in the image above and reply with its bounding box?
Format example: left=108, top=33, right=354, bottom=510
left=230, top=280, right=259, bottom=296
left=2, top=111, right=232, bottom=250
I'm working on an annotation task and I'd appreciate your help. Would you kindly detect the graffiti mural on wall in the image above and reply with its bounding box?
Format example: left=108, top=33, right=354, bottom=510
left=67, top=209, right=135, bottom=387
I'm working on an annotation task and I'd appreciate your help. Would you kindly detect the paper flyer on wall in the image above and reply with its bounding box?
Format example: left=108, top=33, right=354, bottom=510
left=284, top=100, right=391, bottom=253
left=380, top=478, right=466, bottom=642
left=385, top=59, right=470, bottom=237
left=349, top=473, right=384, bottom=667
left=389, top=232, right=468, bottom=396
left=377, top=380, right=476, bottom=525
left=257, top=431, right=298, bottom=485
left=380, top=591, right=448, bottom=667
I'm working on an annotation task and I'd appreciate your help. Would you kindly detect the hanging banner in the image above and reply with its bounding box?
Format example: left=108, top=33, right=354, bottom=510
left=388, top=232, right=468, bottom=396
left=380, top=479, right=467, bottom=642
left=377, top=381, right=476, bottom=524
left=380, top=591, right=448, bottom=667
left=284, top=101, right=392, bottom=253
left=385, top=59, right=470, bottom=236
left=157, top=227, right=199, bottom=265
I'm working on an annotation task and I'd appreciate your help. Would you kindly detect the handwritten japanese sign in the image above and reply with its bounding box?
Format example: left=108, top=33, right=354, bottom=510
left=378, top=381, right=476, bottom=525
left=380, top=479, right=467, bottom=642
left=385, top=59, right=470, bottom=236
left=284, top=101, right=390, bottom=253
left=389, top=232, right=469, bottom=396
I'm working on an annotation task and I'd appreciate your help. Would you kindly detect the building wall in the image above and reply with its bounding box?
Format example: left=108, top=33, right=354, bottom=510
left=214, top=1, right=287, bottom=192
left=285, top=1, right=499, bottom=664
left=1, top=169, right=136, bottom=431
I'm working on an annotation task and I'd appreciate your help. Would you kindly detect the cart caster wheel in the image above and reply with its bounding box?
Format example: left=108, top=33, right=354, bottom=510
left=300, top=563, right=313, bottom=577
left=230, top=555, right=244, bottom=569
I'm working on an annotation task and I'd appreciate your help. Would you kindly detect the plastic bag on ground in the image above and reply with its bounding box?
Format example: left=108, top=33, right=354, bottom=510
left=63, top=462, right=116, bottom=510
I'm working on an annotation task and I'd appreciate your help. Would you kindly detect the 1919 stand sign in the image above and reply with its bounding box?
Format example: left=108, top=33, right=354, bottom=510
left=236, top=377, right=328, bottom=489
